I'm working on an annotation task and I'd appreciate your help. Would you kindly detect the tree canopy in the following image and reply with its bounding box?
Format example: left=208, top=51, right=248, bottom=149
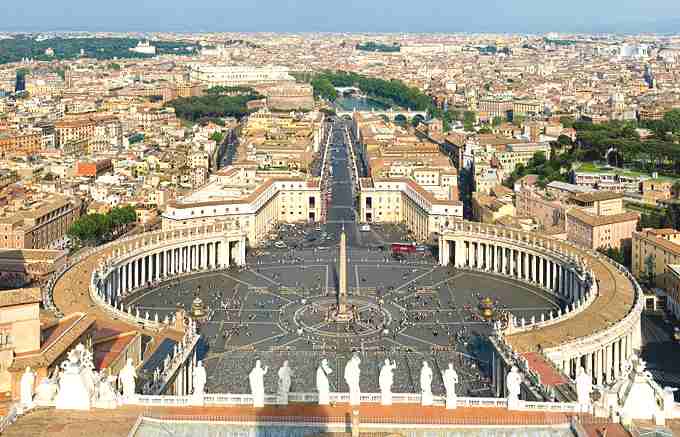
left=68, top=206, right=137, bottom=245
left=0, top=36, right=195, bottom=64
left=166, top=89, right=262, bottom=122
left=302, top=70, right=432, bottom=111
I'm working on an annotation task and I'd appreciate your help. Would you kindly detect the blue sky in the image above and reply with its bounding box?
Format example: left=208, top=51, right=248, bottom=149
left=3, top=0, right=680, bottom=33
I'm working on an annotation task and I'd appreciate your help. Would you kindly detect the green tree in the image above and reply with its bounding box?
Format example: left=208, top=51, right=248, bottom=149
left=663, top=109, right=680, bottom=134
left=492, top=116, right=504, bottom=127
left=513, top=114, right=525, bottom=126
left=559, top=116, right=575, bottom=129
left=310, top=77, right=337, bottom=101
left=209, top=131, right=225, bottom=144
left=463, top=111, right=476, bottom=125
left=557, top=134, right=572, bottom=146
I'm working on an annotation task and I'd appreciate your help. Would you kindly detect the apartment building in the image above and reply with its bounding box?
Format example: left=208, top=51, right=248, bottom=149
left=0, top=129, right=43, bottom=156
left=55, top=115, right=122, bottom=150
left=0, top=195, right=82, bottom=249
left=632, top=228, right=680, bottom=316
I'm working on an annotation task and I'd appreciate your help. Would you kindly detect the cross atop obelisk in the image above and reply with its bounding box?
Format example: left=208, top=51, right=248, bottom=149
left=338, top=229, right=349, bottom=316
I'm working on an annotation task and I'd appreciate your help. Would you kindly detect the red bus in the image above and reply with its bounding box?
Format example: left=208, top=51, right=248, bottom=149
left=391, top=243, right=416, bottom=254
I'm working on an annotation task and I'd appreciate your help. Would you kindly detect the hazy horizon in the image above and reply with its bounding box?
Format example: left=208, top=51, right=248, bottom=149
left=3, top=0, right=680, bottom=34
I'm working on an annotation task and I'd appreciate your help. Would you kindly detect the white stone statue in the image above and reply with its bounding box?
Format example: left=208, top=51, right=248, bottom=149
left=192, top=361, right=207, bottom=404
left=442, top=363, right=459, bottom=409
left=379, top=358, right=396, bottom=406
left=20, top=367, right=35, bottom=408
left=506, top=366, right=522, bottom=410
left=94, top=370, right=120, bottom=409
left=55, top=347, right=92, bottom=411
left=344, top=354, right=361, bottom=406
left=663, top=387, right=678, bottom=415
left=420, top=361, right=433, bottom=406
left=277, top=361, right=292, bottom=404
left=249, top=360, right=268, bottom=408
left=316, top=359, right=333, bottom=405
left=34, top=376, right=58, bottom=405
left=576, top=366, right=592, bottom=413
left=119, top=358, right=137, bottom=400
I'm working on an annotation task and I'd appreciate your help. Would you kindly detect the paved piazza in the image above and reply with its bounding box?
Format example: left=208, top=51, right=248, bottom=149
left=125, top=245, right=562, bottom=397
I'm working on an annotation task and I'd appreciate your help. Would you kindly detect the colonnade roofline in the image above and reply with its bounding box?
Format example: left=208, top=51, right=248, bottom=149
left=438, top=220, right=642, bottom=361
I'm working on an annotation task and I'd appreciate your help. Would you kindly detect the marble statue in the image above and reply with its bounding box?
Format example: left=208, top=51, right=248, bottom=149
left=420, top=361, right=433, bottom=406
left=442, top=363, right=459, bottom=410
left=34, top=377, right=58, bottom=405
left=344, top=354, right=361, bottom=406
left=249, top=360, right=268, bottom=408
left=20, top=367, right=35, bottom=408
left=506, top=366, right=522, bottom=410
left=379, top=358, right=396, bottom=406
left=576, top=366, right=592, bottom=413
left=94, top=370, right=120, bottom=409
left=192, top=361, right=207, bottom=404
left=316, top=359, right=333, bottom=405
left=277, top=361, right=292, bottom=404
left=663, top=387, right=678, bottom=415
left=119, top=358, right=137, bottom=400
left=55, top=346, right=93, bottom=410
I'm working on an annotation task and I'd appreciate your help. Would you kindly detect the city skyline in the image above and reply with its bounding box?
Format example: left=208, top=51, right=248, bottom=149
left=3, top=0, right=680, bottom=34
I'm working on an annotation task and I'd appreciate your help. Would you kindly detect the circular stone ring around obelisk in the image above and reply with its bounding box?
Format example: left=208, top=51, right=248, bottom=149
left=281, top=296, right=399, bottom=340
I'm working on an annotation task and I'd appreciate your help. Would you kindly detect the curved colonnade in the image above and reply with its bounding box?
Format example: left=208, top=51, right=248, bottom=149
left=88, top=223, right=247, bottom=330
left=439, top=221, right=643, bottom=388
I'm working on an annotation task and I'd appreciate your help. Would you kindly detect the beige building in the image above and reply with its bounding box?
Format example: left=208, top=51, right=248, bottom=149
left=632, top=228, right=680, bottom=318
left=566, top=208, right=639, bottom=251
left=632, top=228, right=680, bottom=288
left=0, top=195, right=82, bottom=249
left=359, top=178, right=463, bottom=242
left=515, top=188, right=565, bottom=230
left=568, top=192, right=624, bottom=216
left=162, top=166, right=321, bottom=247
left=472, top=192, right=515, bottom=224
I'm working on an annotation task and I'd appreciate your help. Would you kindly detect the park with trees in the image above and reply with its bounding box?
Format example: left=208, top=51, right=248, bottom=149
left=0, top=36, right=195, bottom=64
left=166, top=88, right=262, bottom=123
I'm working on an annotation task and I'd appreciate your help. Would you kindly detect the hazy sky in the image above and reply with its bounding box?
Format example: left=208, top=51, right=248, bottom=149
left=4, top=0, right=680, bottom=33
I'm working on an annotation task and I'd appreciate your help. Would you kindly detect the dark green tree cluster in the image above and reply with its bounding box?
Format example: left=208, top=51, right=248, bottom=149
left=206, top=86, right=254, bottom=95
left=304, top=71, right=432, bottom=111
left=575, top=116, right=680, bottom=174
left=0, top=36, right=194, bottom=64
left=166, top=89, right=262, bottom=122
left=355, top=42, right=401, bottom=52
left=68, top=206, right=137, bottom=245
left=310, top=77, right=337, bottom=101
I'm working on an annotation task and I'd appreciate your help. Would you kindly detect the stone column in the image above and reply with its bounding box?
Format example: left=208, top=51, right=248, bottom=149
left=141, top=256, right=147, bottom=286
left=486, top=243, right=492, bottom=271
left=604, top=344, right=612, bottom=383
left=613, top=339, right=620, bottom=379
left=131, top=260, right=136, bottom=289
left=594, top=348, right=601, bottom=385
left=240, top=238, right=246, bottom=266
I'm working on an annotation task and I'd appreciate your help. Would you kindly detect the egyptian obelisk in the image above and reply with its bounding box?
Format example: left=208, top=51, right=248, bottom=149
left=338, top=229, right=349, bottom=316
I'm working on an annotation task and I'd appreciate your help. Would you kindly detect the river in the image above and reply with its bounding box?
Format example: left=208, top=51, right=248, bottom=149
left=335, top=95, right=389, bottom=111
